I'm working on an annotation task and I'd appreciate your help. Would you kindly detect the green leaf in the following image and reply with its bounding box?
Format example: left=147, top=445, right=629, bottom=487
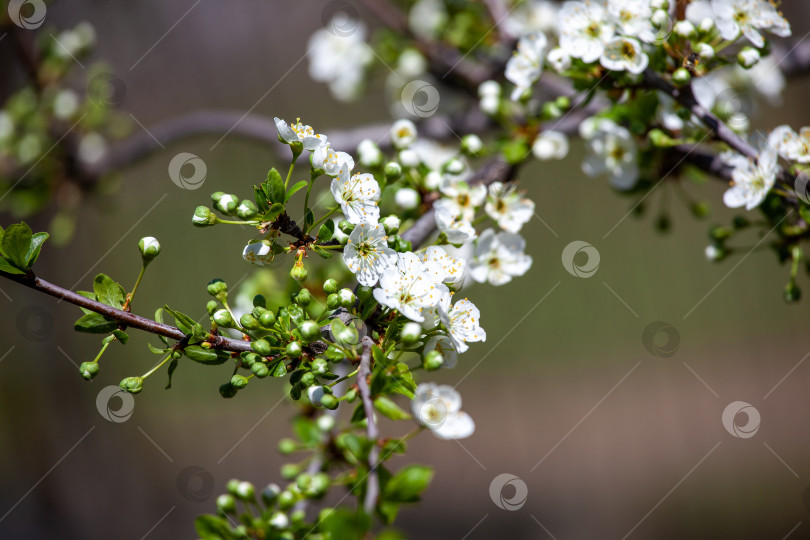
left=317, top=219, right=335, bottom=242
left=74, top=312, right=119, bottom=334
left=271, top=360, right=287, bottom=377
left=25, top=232, right=48, bottom=268
left=163, top=305, right=197, bottom=335
left=312, top=245, right=333, bottom=259
left=377, top=501, right=400, bottom=525
left=253, top=185, right=269, bottom=213
left=266, top=168, right=285, bottom=204
left=374, top=396, right=411, bottom=420
left=304, top=208, right=314, bottom=231
left=147, top=342, right=169, bottom=354
left=1, top=222, right=32, bottom=270
left=194, top=514, right=235, bottom=540
left=351, top=402, right=366, bottom=423
left=183, top=345, right=228, bottom=365
left=166, top=357, right=179, bottom=389
left=0, top=257, right=25, bottom=274
left=293, top=417, right=322, bottom=446
left=285, top=180, right=308, bottom=203
left=383, top=465, right=433, bottom=503
left=263, top=202, right=285, bottom=222
left=112, top=329, right=129, bottom=344
left=76, top=291, right=98, bottom=315
left=319, top=509, right=371, bottom=540
left=93, top=274, right=126, bottom=309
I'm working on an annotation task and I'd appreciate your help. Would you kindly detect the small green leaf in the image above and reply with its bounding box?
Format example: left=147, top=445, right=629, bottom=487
left=93, top=274, right=126, bottom=309
left=254, top=185, right=269, bottom=213
left=25, top=232, right=49, bottom=268
left=377, top=501, right=400, bottom=525
left=266, top=168, right=285, bottom=204
left=293, top=417, right=322, bottom=446
left=271, top=360, right=287, bottom=377
left=1, top=222, right=32, bottom=270
left=166, top=357, right=179, bottom=389
left=285, top=180, right=308, bottom=203
left=313, top=245, right=333, bottom=259
left=183, top=345, right=228, bottom=365
left=0, top=257, right=25, bottom=274
left=163, top=305, right=197, bottom=334
left=319, top=509, right=371, bottom=540
left=194, top=514, right=234, bottom=540
left=304, top=208, right=314, bottom=231
left=383, top=465, right=433, bottom=503
left=317, top=219, right=335, bottom=242
left=112, top=329, right=129, bottom=344
left=374, top=396, right=411, bottom=420
left=147, top=342, right=169, bottom=354
left=74, top=312, right=119, bottom=334
left=264, top=202, right=285, bottom=222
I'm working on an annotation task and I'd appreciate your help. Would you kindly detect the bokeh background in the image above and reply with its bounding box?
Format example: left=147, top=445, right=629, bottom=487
left=3, top=1, right=810, bottom=539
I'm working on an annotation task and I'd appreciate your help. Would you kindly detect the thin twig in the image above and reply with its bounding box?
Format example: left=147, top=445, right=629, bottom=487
left=356, top=335, right=379, bottom=515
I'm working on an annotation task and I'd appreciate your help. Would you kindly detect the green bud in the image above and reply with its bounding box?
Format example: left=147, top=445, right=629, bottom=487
left=138, top=236, right=161, bottom=263
left=326, top=293, right=340, bottom=310
left=554, top=95, right=571, bottom=111
left=213, top=309, right=235, bottom=328
left=320, top=394, right=339, bottom=410
left=338, top=288, right=355, bottom=308
left=268, top=511, right=289, bottom=530
left=241, top=352, right=259, bottom=367
left=384, top=161, right=402, bottom=180
left=423, top=350, right=444, bottom=371
left=311, top=357, right=328, bottom=374
left=357, top=285, right=373, bottom=304
left=206, top=279, right=228, bottom=298
left=192, top=206, right=217, bottom=227
left=343, top=387, right=358, bottom=402
left=318, top=508, right=336, bottom=524
left=400, top=322, right=422, bottom=346
left=235, top=480, right=255, bottom=501
left=290, top=509, right=306, bottom=526
left=381, top=215, right=400, bottom=235
left=262, top=483, right=281, bottom=506
left=240, top=313, right=260, bottom=330
left=296, top=473, right=312, bottom=492
left=278, top=490, right=297, bottom=510
left=541, top=101, right=562, bottom=119
left=338, top=220, right=354, bottom=235
left=295, top=289, right=312, bottom=307
left=672, top=68, right=691, bottom=87
left=119, top=376, right=143, bottom=394
left=259, top=311, right=276, bottom=328
left=290, top=261, right=308, bottom=282
left=309, top=473, right=330, bottom=497
left=252, top=338, right=272, bottom=356
left=251, top=362, right=269, bottom=378
left=231, top=374, right=249, bottom=389
left=281, top=464, right=300, bottom=481
left=396, top=237, right=412, bottom=253
left=460, top=134, right=483, bottom=156
left=279, top=438, right=298, bottom=454
left=226, top=479, right=240, bottom=496
left=216, top=494, right=236, bottom=514
left=79, top=362, right=99, bottom=380
left=299, top=320, right=320, bottom=342
left=286, top=341, right=303, bottom=358
left=211, top=191, right=226, bottom=202
left=323, top=278, right=339, bottom=295
left=236, top=199, right=258, bottom=220
left=691, top=202, right=710, bottom=218
left=325, top=345, right=345, bottom=361
left=214, top=193, right=239, bottom=215
left=219, top=383, right=237, bottom=398
left=648, top=129, right=675, bottom=147
left=300, top=371, right=316, bottom=387
left=784, top=282, right=801, bottom=303
left=206, top=300, right=219, bottom=315
left=709, top=225, right=732, bottom=241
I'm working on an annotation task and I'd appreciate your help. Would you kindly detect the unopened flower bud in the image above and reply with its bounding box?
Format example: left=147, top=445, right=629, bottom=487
left=206, top=300, right=218, bottom=315
left=294, top=289, right=312, bottom=307
left=338, top=220, right=355, bottom=235
left=738, top=47, right=760, bottom=68
left=213, top=309, right=235, bottom=327
left=252, top=338, right=273, bottom=356
left=192, top=206, right=217, bottom=227
left=422, top=350, right=444, bottom=371
left=269, top=512, right=289, bottom=530
left=337, top=288, right=355, bottom=308
left=240, top=313, right=259, bottom=330
left=323, top=278, right=339, bottom=295
left=206, top=279, right=227, bottom=298
left=79, top=361, right=99, bottom=380
left=290, top=260, right=308, bottom=282
left=650, top=9, right=668, bottom=28
left=672, top=67, right=691, bottom=87
left=316, top=414, right=335, bottom=431
left=281, top=464, right=300, bottom=481
left=382, top=215, right=401, bottom=235
left=259, top=311, right=276, bottom=328
left=216, top=494, right=236, bottom=515
left=236, top=200, right=258, bottom=220
left=262, top=484, right=281, bottom=506
left=445, top=158, right=465, bottom=175
left=699, top=17, right=714, bottom=33
left=214, top=193, right=238, bottom=215
left=424, top=171, right=442, bottom=190
left=235, top=480, right=255, bottom=500
left=279, top=438, right=298, bottom=454
left=299, top=320, right=320, bottom=342
left=120, top=376, right=143, bottom=394
left=461, top=134, right=483, bottom=155
left=674, top=20, right=695, bottom=37
left=395, top=187, right=420, bottom=210
left=251, top=362, right=269, bottom=378
left=400, top=322, right=421, bottom=345
left=138, top=236, right=160, bottom=263
left=286, top=341, right=303, bottom=358
left=231, top=374, right=249, bottom=389
left=695, top=42, right=714, bottom=60
left=384, top=161, right=402, bottom=180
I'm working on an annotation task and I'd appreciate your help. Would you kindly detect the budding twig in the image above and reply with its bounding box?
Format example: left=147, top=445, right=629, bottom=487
left=356, top=335, right=379, bottom=515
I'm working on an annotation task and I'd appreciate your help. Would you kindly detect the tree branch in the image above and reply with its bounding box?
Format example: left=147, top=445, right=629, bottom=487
left=0, top=270, right=253, bottom=353
left=356, top=335, right=379, bottom=516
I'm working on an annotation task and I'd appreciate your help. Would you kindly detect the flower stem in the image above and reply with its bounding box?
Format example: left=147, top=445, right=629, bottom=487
left=308, top=207, right=339, bottom=234
left=123, top=264, right=147, bottom=311
left=92, top=341, right=111, bottom=364
left=327, top=368, right=358, bottom=388
left=142, top=353, right=173, bottom=379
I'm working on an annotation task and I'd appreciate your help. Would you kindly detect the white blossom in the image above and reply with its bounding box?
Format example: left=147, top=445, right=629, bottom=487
left=373, top=252, right=447, bottom=322
left=435, top=179, right=486, bottom=221
left=723, top=148, right=778, bottom=210
left=469, top=228, right=532, bottom=286
left=343, top=222, right=397, bottom=286
left=547, top=47, right=572, bottom=72
left=395, top=187, right=420, bottom=209
left=391, top=119, right=418, bottom=149
left=558, top=1, right=614, bottom=64
left=408, top=0, right=448, bottom=39
left=307, top=19, right=373, bottom=101
left=607, top=0, right=656, bottom=43
left=711, top=0, right=790, bottom=48
left=438, top=295, right=486, bottom=353
left=485, top=182, right=535, bottom=233
left=600, top=36, right=649, bottom=75
left=580, top=118, right=639, bottom=190
left=357, top=138, right=382, bottom=167
left=532, top=130, right=569, bottom=160
left=242, top=240, right=273, bottom=266
left=331, top=168, right=381, bottom=224
left=274, top=117, right=327, bottom=150
left=505, top=31, right=548, bottom=101
left=419, top=246, right=465, bottom=287
left=769, top=125, right=810, bottom=163
left=435, top=204, right=477, bottom=244
left=312, top=143, right=355, bottom=176
left=411, top=383, right=475, bottom=439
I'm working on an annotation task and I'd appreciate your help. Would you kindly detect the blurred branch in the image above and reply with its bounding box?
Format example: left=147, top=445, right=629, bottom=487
left=0, top=270, right=254, bottom=353
left=773, top=39, right=810, bottom=79
left=357, top=335, right=379, bottom=515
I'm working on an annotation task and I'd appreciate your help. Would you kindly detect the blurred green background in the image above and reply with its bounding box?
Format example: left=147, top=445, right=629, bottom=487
left=3, top=1, right=810, bottom=538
